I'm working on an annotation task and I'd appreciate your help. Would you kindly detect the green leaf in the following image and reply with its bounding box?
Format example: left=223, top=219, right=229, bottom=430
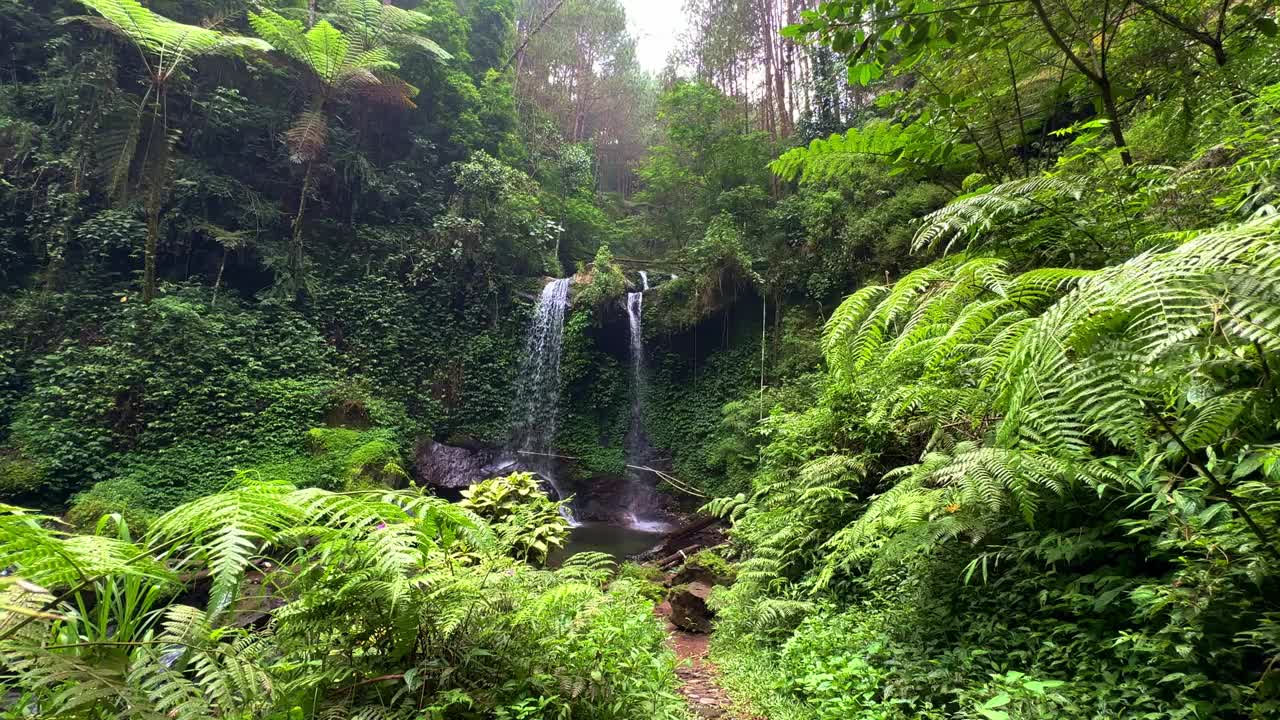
left=983, top=693, right=1011, bottom=709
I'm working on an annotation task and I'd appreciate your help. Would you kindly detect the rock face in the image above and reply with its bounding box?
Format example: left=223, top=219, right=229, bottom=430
left=668, top=581, right=716, bottom=633
left=413, top=439, right=498, bottom=490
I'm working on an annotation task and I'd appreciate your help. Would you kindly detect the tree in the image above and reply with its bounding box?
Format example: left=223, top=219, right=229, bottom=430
left=248, top=9, right=426, bottom=295
left=62, top=0, right=267, bottom=303
left=1133, top=0, right=1277, bottom=66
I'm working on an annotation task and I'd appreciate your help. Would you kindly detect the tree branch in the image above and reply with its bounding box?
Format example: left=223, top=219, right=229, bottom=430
left=1150, top=405, right=1280, bottom=562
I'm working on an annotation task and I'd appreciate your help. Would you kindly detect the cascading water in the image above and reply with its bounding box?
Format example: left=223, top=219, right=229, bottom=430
left=508, top=278, right=574, bottom=516
left=622, top=271, right=666, bottom=530
left=625, top=272, right=649, bottom=436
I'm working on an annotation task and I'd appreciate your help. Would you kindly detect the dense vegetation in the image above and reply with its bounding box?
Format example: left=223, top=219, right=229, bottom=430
left=3, top=0, right=1280, bottom=718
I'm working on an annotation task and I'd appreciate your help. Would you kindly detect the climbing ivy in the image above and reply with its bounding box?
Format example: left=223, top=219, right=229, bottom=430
left=557, top=308, right=629, bottom=479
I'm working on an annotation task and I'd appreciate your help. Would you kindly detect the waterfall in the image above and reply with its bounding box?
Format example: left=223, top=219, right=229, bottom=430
left=508, top=278, right=573, bottom=514
left=623, top=271, right=665, bottom=530
left=626, top=272, right=648, bottom=431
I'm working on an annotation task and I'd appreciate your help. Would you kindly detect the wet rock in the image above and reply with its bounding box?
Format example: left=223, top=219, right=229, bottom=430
left=668, top=581, right=716, bottom=633
left=412, top=439, right=498, bottom=490
left=566, top=472, right=679, bottom=527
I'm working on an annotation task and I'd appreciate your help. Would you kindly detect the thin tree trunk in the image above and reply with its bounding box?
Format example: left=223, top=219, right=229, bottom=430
left=211, top=247, right=227, bottom=307
left=1005, top=44, right=1030, bottom=177
left=1100, top=80, right=1132, bottom=166
left=291, top=161, right=314, bottom=296
left=143, top=201, right=159, bottom=303
left=141, top=119, right=166, bottom=304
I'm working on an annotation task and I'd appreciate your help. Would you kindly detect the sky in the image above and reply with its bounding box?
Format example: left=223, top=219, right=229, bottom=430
left=622, top=0, right=686, bottom=73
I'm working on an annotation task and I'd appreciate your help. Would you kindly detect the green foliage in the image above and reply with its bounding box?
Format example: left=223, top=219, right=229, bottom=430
left=685, top=549, right=737, bottom=583
left=460, top=472, right=571, bottom=564
left=556, top=307, right=630, bottom=477
left=647, top=337, right=759, bottom=497
left=0, top=478, right=687, bottom=719
left=711, top=138, right=1280, bottom=720
left=771, top=121, right=975, bottom=184
left=575, top=243, right=627, bottom=315
left=65, top=477, right=155, bottom=532
left=435, top=150, right=564, bottom=277
left=0, top=452, right=42, bottom=497
left=616, top=561, right=668, bottom=602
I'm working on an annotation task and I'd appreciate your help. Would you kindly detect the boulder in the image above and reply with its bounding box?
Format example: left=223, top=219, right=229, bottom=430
left=670, top=556, right=735, bottom=588
left=413, top=440, right=498, bottom=490
left=668, top=581, right=716, bottom=633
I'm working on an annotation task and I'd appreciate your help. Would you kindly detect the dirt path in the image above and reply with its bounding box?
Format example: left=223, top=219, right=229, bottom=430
left=657, top=601, right=760, bottom=720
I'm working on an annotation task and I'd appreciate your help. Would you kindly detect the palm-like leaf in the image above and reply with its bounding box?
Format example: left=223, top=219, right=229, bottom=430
left=65, top=0, right=268, bottom=81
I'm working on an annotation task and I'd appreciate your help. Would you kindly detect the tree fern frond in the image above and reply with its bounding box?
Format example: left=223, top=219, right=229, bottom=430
left=913, top=177, right=1082, bottom=254
left=822, top=285, right=888, bottom=369
left=1180, top=391, right=1255, bottom=450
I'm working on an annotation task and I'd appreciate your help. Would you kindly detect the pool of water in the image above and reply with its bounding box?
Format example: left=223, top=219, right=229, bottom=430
left=549, top=521, right=666, bottom=566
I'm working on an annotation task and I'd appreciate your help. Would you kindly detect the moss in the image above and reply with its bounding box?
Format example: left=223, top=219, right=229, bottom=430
left=556, top=307, right=630, bottom=480
left=66, top=478, right=157, bottom=533
left=616, top=562, right=668, bottom=602
left=687, top=549, right=736, bottom=582
left=0, top=452, right=43, bottom=497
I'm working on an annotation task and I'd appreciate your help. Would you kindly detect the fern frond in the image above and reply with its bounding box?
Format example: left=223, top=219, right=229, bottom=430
left=912, top=177, right=1082, bottom=254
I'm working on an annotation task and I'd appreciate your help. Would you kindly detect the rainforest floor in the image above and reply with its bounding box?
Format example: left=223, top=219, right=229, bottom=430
left=657, top=599, right=759, bottom=720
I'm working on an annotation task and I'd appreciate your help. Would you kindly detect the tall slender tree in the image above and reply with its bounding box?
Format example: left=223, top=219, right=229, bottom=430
left=62, top=0, right=268, bottom=302
left=248, top=9, right=425, bottom=295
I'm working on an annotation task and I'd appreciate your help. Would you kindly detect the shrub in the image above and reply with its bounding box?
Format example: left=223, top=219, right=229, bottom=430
left=65, top=477, right=157, bottom=532
left=461, top=471, right=571, bottom=564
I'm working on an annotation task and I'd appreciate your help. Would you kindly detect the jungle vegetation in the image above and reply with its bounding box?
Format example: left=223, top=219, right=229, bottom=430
left=2, top=0, right=1280, bottom=718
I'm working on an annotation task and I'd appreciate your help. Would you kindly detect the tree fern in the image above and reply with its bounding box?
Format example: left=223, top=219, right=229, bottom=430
left=912, top=177, right=1083, bottom=254
left=62, top=0, right=268, bottom=302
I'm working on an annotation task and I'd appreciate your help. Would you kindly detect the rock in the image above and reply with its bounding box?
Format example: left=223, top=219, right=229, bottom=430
left=668, top=581, right=716, bottom=633
left=412, top=439, right=498, bottom=490
left=670, top=550, right=736, bottom=588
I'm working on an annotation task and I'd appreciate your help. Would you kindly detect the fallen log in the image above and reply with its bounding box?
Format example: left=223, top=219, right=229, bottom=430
left=657, top=544, right=702, bottom=570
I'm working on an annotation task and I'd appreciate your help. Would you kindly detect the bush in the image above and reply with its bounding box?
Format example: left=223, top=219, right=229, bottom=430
left=574, top=243, right=627, bottom=316
left=461, top=471, right=571, bottom=564
left=65, top=477, right=157, bottom=532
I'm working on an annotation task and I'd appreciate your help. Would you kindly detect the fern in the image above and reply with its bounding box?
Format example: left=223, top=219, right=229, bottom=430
left=0, top=505, right=173, bottom=590
left=557, top=552, right=618, bottom=586
left=912, top=177, right=1083, bottom=254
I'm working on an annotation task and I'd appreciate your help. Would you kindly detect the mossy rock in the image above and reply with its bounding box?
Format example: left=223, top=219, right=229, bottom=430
left=0, top=452, right=44, bottom=498
left=616, top=562, right=666, bottom=602
left=66, top=478, right=157, bottom=533
left=670, top=549, right=736, bottom=588
left=667, top=581, right=715, bottom=633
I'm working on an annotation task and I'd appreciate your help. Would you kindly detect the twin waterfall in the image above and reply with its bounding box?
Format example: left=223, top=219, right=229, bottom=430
left=509, top=273, right=664, bottom=529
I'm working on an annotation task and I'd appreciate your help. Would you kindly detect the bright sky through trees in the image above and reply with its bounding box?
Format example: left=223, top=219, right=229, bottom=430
left=623, top=0, right=684, bottom=71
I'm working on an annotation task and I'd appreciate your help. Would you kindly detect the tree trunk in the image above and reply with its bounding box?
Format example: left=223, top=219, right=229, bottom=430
left=141, top=94, right=169, bottom=304
left=1027, top=0, right=1132, bottom=166
left=1100, top=79, right=1133, bottom=166
left=290, top=161, right=314, bottom=296
left=143, top=199, right=159, bottom=303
